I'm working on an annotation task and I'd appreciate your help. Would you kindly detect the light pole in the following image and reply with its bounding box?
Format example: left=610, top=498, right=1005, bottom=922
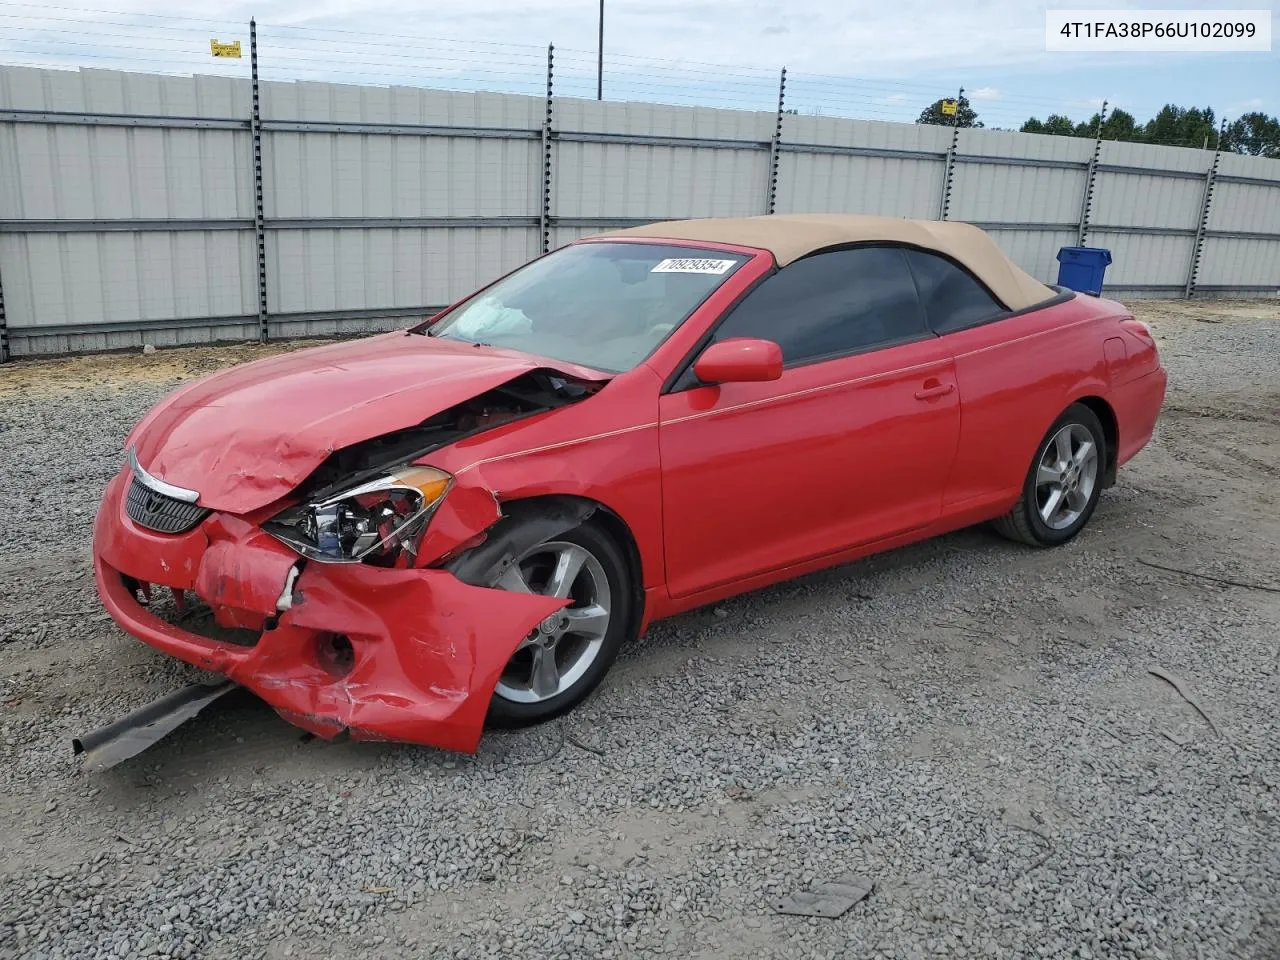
left=596, top=0, right=604, bottom=100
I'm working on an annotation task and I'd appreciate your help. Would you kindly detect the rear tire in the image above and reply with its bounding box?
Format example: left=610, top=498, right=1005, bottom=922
left=487, top=522, right=633, bottom=727
left=994, top=403, right=1106, bottom=547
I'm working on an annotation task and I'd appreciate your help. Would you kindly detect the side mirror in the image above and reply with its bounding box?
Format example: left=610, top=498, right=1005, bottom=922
left=692, top=338, right=783, bottom=385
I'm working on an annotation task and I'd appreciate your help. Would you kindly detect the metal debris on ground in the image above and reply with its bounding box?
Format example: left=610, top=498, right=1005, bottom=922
left=72, top=681, right=236, bottom=771
left=773, top=876, right=874, bottom=918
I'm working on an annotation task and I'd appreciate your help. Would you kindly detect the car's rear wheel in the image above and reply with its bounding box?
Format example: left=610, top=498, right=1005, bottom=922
left=488, top=523, right=632, bottom=726
left=993, top=403, right=1106, bottom=547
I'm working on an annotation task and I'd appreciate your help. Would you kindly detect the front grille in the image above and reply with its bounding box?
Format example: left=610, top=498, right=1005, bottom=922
left=125, top=477, right=210, bottom=534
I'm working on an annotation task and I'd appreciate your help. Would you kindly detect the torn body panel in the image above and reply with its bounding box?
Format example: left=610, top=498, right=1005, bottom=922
left=128, top=333, right=609, bottom=515
left=193, top=525, right=300, bottom=631
left=421, top=366, right=667, bottom=593
left=445, top=497, right=597, bottom=586
left=93, top=348, right=659, bottom=756
left=94, top=470, right=566, bottom=753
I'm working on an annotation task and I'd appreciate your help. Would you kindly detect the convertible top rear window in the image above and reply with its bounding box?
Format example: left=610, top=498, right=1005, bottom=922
left=425, top=242, right=748, bottom=373
left=904, top=248, right=1010, bottom=333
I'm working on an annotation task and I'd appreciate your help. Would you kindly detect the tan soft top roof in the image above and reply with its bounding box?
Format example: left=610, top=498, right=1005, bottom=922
left=595, top=213, right=1056, bottom=312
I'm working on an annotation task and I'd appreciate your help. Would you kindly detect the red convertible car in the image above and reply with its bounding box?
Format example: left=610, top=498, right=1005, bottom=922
left=91, top=214, right=1167, bottom=756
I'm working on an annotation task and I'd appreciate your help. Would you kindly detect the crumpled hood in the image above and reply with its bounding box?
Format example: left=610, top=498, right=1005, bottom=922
left=129, top=333, right=603, bottom=514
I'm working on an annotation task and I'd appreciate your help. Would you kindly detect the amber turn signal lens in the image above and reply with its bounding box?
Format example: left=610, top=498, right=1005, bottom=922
left=393, top=466, right=453, bottom=506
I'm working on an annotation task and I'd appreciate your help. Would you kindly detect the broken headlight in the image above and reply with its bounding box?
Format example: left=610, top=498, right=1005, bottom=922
left=264, top=466, right=452, bottom=566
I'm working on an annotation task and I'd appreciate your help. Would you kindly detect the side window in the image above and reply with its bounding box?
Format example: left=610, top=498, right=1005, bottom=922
left=904, top=249, right=1008, bottom=334
left=709, top=246, right=928, bottom=365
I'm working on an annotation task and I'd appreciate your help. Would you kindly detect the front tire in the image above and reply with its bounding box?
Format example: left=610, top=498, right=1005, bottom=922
left=487, top=522, right=632, bottom=726
left=994, top=403, right=1106, bottom=547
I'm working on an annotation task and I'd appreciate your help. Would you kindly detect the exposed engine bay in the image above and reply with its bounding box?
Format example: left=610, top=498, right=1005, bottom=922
left=296, top=370, right=600, bottom=503
left=261, top=371, right=602, bottom=568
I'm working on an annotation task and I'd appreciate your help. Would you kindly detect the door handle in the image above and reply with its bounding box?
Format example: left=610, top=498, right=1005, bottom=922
left=914, top=380, right=955, bottom=401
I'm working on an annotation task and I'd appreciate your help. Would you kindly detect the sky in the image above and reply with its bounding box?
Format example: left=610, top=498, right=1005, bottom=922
left=0, top=0, right=1276, bottom=134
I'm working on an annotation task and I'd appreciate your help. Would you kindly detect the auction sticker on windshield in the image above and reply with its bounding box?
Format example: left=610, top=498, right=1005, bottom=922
left=651, top=258, right=739, bottom=274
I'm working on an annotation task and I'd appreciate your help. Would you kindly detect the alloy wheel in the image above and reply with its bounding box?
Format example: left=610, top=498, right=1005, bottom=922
left=1034, top=422, right=1099, bottom=531
left=493, top=540, right=612, bottom=704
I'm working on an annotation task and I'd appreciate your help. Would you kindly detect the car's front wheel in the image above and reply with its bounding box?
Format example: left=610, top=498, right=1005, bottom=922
left=487, top=522, right=631, bottom=726
left=994, top=403, right=1106, bottom=547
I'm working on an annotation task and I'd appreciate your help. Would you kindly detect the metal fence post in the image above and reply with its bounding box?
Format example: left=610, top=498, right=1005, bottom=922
left=250, top=19, right=269, bottom=342
left=937, top=85, right=963, bottom=220
left=540, top=43, right=554, bottom=255
left=1185, top=119, right=1227, bottom=298
left=1077, top=100, right=1108, bottom=246
left=765, top=67, right=787, bottom=215
left=0, top=260, right=9, bottom=362
left=596, top=0, right=604, bottom=101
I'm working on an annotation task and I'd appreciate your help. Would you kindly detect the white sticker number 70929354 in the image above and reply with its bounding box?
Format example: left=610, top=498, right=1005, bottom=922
left=650, top=258, right=738, bottom=275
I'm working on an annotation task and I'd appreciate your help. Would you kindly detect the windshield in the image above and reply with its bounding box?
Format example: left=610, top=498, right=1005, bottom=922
left=423, top=242, right=748, bottom=372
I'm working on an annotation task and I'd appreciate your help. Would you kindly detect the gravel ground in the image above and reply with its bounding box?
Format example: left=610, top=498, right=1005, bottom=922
left=1, top=299, right=1278, bottom=960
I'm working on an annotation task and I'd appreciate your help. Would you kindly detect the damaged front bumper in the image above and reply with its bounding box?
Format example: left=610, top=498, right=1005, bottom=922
left=92, top=471, right=567, bottom=754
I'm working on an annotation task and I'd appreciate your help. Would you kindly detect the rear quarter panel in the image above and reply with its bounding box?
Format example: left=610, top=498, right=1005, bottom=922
left=941, top=294, right=1115, bottom=513
left=1109, top=364, right=1168, bottom=467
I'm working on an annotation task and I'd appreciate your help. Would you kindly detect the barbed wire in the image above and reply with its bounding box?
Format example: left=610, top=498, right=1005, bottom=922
left=0, top=0, right=1251, bottom=148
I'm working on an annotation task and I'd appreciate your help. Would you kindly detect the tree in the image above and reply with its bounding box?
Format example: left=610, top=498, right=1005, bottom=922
left=1021, top=114, right=1075, bottom=136
left=916, top=94, right=982, bottom=128
left=1020, top=105, right=1211, bottom=146
left=1017, top=103, right=1278, bottom=154
left=1067, top=108, right=1139, bottom=140
left=1100, top=108, right=1139, bottom=141
left=1142, top=104, right=1217, bottom=147
left=1223, top=112, right=1280, bottom=158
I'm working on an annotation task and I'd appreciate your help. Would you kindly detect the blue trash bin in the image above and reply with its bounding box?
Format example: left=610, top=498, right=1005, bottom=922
left=1056, top=246, right=1113, bottom=296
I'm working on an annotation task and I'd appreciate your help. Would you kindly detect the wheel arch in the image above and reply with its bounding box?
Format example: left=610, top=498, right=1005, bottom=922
left=1072, top=395, right=1119, bottom=487
left=449, top=492, right=647, bottom=642
left=993, top=396, right=1113, bottom=547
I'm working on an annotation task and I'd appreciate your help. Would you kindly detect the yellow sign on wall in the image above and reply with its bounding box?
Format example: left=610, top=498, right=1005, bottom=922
left=940, top=99, right=958, bottom=117
left=210, top=39, right=242, bottom=59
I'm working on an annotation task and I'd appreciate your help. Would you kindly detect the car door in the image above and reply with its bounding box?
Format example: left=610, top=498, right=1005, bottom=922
left=658, top=245, right=961, bottom=600
left=902, top=248, right=1080, bottom=514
